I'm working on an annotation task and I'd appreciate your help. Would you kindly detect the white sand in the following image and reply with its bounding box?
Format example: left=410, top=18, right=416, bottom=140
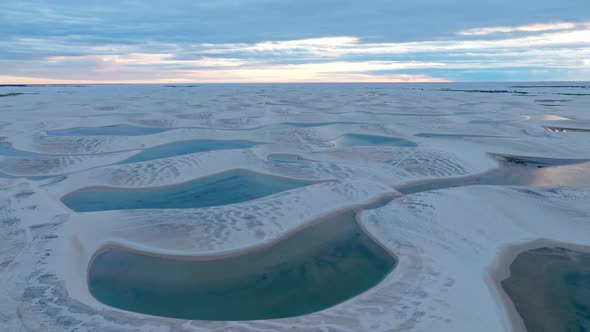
left=1, top=83, right=590, bottom=331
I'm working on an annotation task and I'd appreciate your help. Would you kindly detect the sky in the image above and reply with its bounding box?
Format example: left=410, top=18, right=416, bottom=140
left=1, top=0, right=589, bottom=83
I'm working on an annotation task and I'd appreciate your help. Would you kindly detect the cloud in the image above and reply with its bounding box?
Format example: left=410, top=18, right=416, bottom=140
left=3, top=0, right=589, bottom=43
left=201, top=28, right=590, bottom=58
left=45, top=54, right=249, bottom=68
left=1, top=0, right=589, bottom=82
left=0, top=70, right=450, bottom=84
left=233, top=37, right=360, bottom=53
left=457, top=22, right=578, bottom=35
left=0, top=57, right=452, bottom=83
left=0, top=75, right=182, bottom=84
left=3, top=23, right=590, bottom=82
left=171, top=68, right=450, bottom=83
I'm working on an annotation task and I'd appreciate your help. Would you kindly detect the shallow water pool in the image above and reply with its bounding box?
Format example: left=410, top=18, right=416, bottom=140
left=397, top=155, right=590, bottom=194
left=0, top=143, right=43, bottom=158
left=502, top=247, right=590, bottom=331
left=283, top=121, right=357, bottom=127
left=120, top=139, right=258, bottom=164
left=62, top=170, right=315, bottom=212
left=46, top=124, right=170, bottom=136
left=331, top=134, right=417, bottom=148
left=267, top=154, right=307, bottom=164
left=88, top=209, right=396, bottom=320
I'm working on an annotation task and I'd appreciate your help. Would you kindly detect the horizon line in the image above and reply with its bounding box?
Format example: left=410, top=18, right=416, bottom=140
left=2, top=80, right=590, bottom=86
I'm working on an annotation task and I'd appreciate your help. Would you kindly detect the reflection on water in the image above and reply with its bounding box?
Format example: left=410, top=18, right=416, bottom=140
left=397, top=155, right=590, bottom=194
left=545, top=126, right=590, bottom=133
left=331, top=134, right=417, bottom=148
left=89, top=208, right=396, bottom=320
left=522, top=115, right=571, bottom=121
left=62, top=170, right=315, bottom=212
left=502, top=247, right=590, bottom=331
left=46, top=125, right=169, bottom=136
left=120, top=139, right=258, bottom=164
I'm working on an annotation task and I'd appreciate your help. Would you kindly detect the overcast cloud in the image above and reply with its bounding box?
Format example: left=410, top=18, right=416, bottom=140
left=1, top=0, right=589, bottom=83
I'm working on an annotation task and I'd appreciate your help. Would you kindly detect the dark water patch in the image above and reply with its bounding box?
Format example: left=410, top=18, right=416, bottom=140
left=0, top=93, right=25, bottom=97
left=267, top=154, right=308, bottom=164
left=283, top=121, right=358, bottom=128
left=502, top=247, right=590, bottom=332
left=94, top=106, right=116, bottom=111
left=470, top=120, right=513, bottom=124
left=363, top=110, right=488, bottom=117
left=46, top=125, right=170, bottom=137
left=397, top=155, right=590, bottom=194
left=88, top=205, right=396, bottom=320
left=120, top=139, right=258, bottom=164
left=362, top=111, right=443, bottom=117
left=68, top=113, right=122, bottom=118
left=415, top=133, right=509, bottom=139
left=62, top=170, right=316, bottom=212
left=510, top=85, right=590, bottom=89
left=496, top=155, right=588, bottom=167
left=545, top=126, right=590, bottom=133
left=535, top=99, right=570, bottom=103
left=439, top=89, right=528, bottom=95
left=0, top=84, right=28, bottom=87
left=0, top=143, right=44, bottom=158
left=556, top=93, right=590, bottom=96
left=331, top=134, right=417, bottom=148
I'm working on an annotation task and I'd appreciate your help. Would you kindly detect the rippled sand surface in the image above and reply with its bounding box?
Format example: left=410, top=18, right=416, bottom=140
left=1, top=82, right=590, bottom=331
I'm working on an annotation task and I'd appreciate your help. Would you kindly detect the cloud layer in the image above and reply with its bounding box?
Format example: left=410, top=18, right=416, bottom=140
left=1, top=1, right=589, bottom=83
